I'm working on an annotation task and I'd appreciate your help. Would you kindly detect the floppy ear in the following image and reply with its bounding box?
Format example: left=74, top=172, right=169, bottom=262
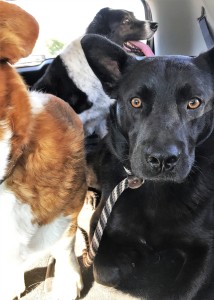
left=194, top=47, right=214, bottom=71
left=0, top=1, right=39, bottom=64
left=86, top=7, right=111, bottom=34
left=81, top=34, right=135, bottom=96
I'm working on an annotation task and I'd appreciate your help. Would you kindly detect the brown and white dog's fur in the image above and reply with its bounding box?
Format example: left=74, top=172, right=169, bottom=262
left=0, top=1, right=87, bottom=299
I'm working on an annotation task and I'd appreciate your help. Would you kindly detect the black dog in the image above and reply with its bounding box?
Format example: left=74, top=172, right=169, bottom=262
left=86, top=7, right=157, bottom=55
left=81, top=34, right=214, bottom=300
left=32, top=8, right=157, bottom=137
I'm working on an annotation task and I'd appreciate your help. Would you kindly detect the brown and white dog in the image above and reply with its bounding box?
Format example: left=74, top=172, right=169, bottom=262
left=0, top=1, right=87, bottom=299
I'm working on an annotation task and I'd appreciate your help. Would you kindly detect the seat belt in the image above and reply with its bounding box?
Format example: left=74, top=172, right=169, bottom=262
left=141, top=0, right=155, bottom=52
left=198, top=7, right=214, bottom=49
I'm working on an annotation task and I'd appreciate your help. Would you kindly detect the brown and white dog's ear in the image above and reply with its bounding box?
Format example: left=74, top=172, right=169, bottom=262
left=81, top=34, right=135, bottom=97
left=0, top=0, right=39, bottom=64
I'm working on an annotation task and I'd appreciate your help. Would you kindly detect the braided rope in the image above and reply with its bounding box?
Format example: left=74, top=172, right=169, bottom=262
left=82, top=177, right=129, bottom=267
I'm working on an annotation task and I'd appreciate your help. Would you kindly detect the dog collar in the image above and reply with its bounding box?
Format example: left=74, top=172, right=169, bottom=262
left=123, top=166, right=145, bottom=189
left=124, top=166, right=132, bottom=175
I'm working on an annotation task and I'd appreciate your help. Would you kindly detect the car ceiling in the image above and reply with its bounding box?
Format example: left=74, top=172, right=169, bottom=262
left=147, top=0, right=214, bottom=56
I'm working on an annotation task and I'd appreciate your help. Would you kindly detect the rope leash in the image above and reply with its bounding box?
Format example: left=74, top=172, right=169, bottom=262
left=82, top=177, right=128, bottom=267
left=82, top=175, right=144, bottom=267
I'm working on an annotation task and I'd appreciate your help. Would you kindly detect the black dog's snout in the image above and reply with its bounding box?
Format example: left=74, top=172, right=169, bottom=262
left=150, top=22, right=158, bottom=32
left=145, top=145, right=180, bottom=172
left=147, top=154, right=179, bottom=171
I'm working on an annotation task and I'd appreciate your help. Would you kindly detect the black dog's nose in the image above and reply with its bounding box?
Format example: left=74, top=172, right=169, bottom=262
left=150, top=22, right=158, bottom=32
left=145, top=146, right=180, bottom=172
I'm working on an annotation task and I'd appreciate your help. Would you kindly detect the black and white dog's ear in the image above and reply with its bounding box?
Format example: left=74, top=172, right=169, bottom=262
left=81, top=34, right=135, bottom=96
left=194, top=46, right=214, bottom=71
left=86, top=7, right=110, bottom=34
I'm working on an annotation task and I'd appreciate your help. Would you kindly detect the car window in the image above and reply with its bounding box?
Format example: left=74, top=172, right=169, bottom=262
left=10, top=0, right=145, bottom=67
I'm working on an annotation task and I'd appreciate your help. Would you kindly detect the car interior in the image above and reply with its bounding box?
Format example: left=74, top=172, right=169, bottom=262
left=17, top=0, right=214, bottom=88
left=2, top=0, right=214, bottom=299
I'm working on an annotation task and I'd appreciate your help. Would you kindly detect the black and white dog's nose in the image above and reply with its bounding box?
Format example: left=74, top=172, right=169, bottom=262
left=150, top=22, right=158, bottom=32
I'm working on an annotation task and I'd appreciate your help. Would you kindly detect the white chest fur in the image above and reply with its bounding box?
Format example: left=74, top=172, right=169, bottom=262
left=61, top=37, right=115, bottom=138
left=0, top=183, right=71, bottom=266
left=0, top=183, right=77, bottom=299
left=0, top=127, right=12, bottom=182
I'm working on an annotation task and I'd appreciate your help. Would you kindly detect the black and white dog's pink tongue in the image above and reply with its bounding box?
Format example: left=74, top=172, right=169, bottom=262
left=128, top=41, right=155, bottom=56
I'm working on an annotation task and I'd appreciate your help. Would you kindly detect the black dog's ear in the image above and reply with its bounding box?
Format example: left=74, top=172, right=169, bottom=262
left=81, top=34, right=135, bottom=96
left=194, top=47, right=214, bottom=71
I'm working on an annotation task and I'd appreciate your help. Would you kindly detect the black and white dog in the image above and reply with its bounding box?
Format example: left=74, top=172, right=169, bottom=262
left=81, top=34, right=214, bottom=300
left=32, top=8, right=157, bottom=137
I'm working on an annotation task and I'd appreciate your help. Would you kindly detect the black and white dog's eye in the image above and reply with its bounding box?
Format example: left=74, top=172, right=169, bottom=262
left=187, top=98, right=202, bottom=109
left=130, top=97, right=142, bottom=108
left=122, top=18, right=130, bottom=24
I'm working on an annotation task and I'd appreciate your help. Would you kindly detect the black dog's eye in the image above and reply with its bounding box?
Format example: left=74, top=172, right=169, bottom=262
left=130, top=97, right=142, bottom=108
left=187, top=98, right=202, bottom=110
left=122, top=18, right=130, bottom=24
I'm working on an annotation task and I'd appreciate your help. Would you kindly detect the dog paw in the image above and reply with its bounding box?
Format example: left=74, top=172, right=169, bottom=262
left=85, top=190, right=99, bottom=210
left=52, top=269, right=83, bottom=300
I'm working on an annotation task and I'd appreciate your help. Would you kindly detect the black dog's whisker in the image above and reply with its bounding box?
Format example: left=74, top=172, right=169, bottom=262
left=196, top=154, right=213, bottom=164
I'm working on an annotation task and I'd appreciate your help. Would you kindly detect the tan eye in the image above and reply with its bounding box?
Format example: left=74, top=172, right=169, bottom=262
left=187, top=98, right=202, bottom=109
left=130, top=97, right=142, bottom=108
left=122, top=18, right=130, bottom=24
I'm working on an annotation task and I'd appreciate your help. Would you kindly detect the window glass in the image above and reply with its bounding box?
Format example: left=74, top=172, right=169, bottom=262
left=8, top=0, right=145, bottom=66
